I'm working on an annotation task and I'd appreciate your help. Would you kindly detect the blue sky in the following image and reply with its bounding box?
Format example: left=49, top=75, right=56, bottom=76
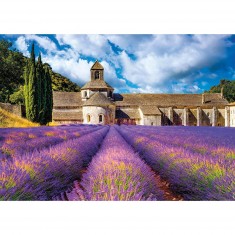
left=1, top=34, right=235, bottom=94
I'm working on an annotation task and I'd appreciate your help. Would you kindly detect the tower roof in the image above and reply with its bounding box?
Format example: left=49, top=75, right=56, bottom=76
left=83, top=92, right=114, bottom=106
left=81, top=80, right=114, bottom=90
left=91, top=60, right=104, bottom=70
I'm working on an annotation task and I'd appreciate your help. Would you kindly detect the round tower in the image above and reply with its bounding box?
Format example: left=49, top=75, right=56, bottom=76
left=81, top=61, right=115, bottom=125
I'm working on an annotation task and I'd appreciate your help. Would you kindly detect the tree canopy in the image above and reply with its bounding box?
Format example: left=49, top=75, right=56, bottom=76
left=0, top=39, right=80, bottom=105
left=0, top=40, right=25, bottom=103
left=206, top=79, right=235, bottom=102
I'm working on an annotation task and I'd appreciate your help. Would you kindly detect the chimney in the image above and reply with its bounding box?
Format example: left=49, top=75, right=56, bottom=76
left=221, top=86, right=224, bottom=99
left=202, top=93, right=205, bottom=104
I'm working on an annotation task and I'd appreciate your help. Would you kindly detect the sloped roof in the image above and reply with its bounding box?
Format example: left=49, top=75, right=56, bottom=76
left=114, top=93, right=228, bottom=107
left=140, top=106, right=161, bottom=115
left=53, top=92, right=228, bottom=108
left=227, top=102, right=235, bottom=106
left=91, top=61, right=104, bottom=70
left=83, top=92, right=114, bottom=106
left=116, top=109, right=140, bottom=119
left=53, top=110, right=83, bottom=120
left=53, top=92, right=83, bottom=107
left=81, top=80, right=114, bottom=90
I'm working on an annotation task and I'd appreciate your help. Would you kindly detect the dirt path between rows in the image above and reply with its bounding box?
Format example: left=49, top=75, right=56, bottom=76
left=153, top=173, right=183, bottom=201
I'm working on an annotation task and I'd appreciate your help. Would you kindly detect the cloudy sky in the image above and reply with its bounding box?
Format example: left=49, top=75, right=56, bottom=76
left=1, top=34, right=235, bottom=94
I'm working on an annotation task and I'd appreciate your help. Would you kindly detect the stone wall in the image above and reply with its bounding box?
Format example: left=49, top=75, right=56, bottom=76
left=142, top=115, right=161, bottom=126
left=0, top=102, right=25, bottom=117
left=83, top=106, right=115, bottom=125
left=230, top=106, right=235, bottom=127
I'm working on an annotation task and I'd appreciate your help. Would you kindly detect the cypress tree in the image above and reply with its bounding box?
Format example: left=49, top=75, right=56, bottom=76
left=24, top=43, right=53, bottom=125
left=23, top=60, right=30, bottom=118
left=36, top=53, right=44, bottom=124
left=27, top=43, right=38, bottom=122
left=44, top=66, right=53, bottom=124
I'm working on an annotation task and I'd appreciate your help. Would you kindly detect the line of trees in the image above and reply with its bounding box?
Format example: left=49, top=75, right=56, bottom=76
left=207, top=79, right=235, bottom=102
left=24, top=44, right=53, bottom=125
left=0, top=39, right=80, bottom=105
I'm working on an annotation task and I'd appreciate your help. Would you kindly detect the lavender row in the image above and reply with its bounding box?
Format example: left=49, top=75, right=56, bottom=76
left=0, top=124, right=99, bottom=146
left=55, top=127, right=164, bottom=201
left=124, top=125, right=235, bottom=163
left=123, top=126, right=235, bottom=167
left=125, top=125, right=235, bottom=150
left=117, top=126, right=235, bottom=200
left=0, top=126, right=109, bottom=200
left=0, top=125, right=103, bottom=159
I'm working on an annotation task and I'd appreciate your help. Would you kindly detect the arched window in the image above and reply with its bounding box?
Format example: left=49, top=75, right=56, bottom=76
left=84, top=91, right=87, bottom=97
left=95, top=71, right=99, bottom=79
left=87, top=114, right=91, bottom=123
left=99, top=114, right=103, bottom=123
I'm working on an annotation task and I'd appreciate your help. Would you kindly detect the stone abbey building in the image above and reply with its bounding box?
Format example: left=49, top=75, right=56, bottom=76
left=52, top=61, right=233, bottom=126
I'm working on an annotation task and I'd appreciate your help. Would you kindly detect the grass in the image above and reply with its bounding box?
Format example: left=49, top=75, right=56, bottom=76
left=0, top=108, right=38, bottom=128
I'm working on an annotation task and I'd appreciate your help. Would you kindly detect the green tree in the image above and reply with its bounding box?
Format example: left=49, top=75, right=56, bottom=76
left=44, top=66, right=53, bottom=124
left=9, top=86, right=24, bottom=104
left=24, top=43, right=38, bottom=122
left=36, top=53, right=44, bottom=123
left=0, top=39, right=25, bottom=102
left=207, top=79, right=235, bottom=102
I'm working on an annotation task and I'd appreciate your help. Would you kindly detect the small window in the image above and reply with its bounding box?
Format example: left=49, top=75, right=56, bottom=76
left=95, top=71, right=99, bottom=79
left=99, top=114, right=103, bottom=123
left=87, top=115, right=91, bottom=123
left=84, top=91, right=87, bottom=97
left=151, top=122, right=154, bottom=126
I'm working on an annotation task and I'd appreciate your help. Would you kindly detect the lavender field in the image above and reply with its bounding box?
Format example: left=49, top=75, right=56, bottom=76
left=0, top=125, right=234, bottom=201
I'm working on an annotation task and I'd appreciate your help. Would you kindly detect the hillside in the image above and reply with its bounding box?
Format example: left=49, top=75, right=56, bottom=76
left=207, top=79, right=235, bottom=102
left=0, top=39, right=80, bottom=105
left=0, top=107, right=38, bottom=128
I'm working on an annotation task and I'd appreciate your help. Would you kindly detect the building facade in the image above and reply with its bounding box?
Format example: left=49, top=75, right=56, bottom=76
left=52, top=61, right=234, bottom=126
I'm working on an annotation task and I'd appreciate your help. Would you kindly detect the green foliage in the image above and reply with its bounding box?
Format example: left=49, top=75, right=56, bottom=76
left=36, top=53, right=44, bottom=123
left=9, top=86, right=24, bottom=104
left=0, top=39, right=25, bottom=102
left=43, top=63, right=80, bottom=92
left=52, top=72, right=80, bottom=92
left=24, top=46, right=53, bottom=125
left=44, top=66, right=53, bottom=124
left=207, top=79, right=235, bottom=102
left=25, top=43, right=38, bottom=122
left=0, top=39, right=80, bottom=105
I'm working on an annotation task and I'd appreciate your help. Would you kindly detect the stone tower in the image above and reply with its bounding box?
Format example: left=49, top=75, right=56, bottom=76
left=81, top=61, right=116, bottom=125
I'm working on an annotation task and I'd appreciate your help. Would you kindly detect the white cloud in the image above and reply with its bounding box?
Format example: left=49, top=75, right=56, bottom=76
left=13, top=34, right=233, bottom=94
left=117, top=35, right=231, bottom=93
left=25, top=35, right=57, bottom=52
left=14, top=36, right=30, bottom=57
left=56, top=34, right=113, bottom=59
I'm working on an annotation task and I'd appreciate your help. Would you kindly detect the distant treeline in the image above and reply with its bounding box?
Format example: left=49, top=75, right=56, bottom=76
left=0, top=39, right=80, bottom=105
left=206, top=79, right=235, bottom=102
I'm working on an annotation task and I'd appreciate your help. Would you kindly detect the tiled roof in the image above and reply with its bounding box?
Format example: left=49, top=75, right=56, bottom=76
left=227, top=102, right=235, bottom=106
left=91, top=61, right=104, bottom=70
left=114, top=93, right=228, bottom=107
left=140, top=106, right=161, bottom=115
left=83, top=92, right=114, bottom=106
left=52, top=110, right=83, bottom=120
left=116, top=109, right=140, bottom=119
left=53, top=92, right=228, bottom=108
left=81, top=80, right=114, bottom=90
left=53, top=92, right=83, bottom=107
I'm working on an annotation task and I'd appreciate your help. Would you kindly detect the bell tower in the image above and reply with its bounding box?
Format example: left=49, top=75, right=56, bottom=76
left=81, top=60, right=114, bottom=101
left=91, top=60, right=104, bottom=81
